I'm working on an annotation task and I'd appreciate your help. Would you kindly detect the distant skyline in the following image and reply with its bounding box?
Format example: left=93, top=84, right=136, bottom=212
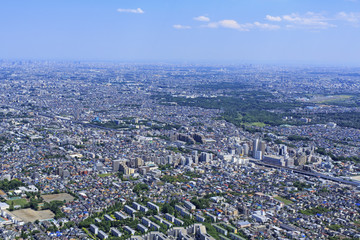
left=1, top=0, right=360, bottom=65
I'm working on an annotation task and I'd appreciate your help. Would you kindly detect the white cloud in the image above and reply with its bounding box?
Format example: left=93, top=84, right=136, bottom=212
left=266, top=15, right=282, bottom=22
left=117, top=8, right=144, bottom=14
left=219, top=19, right=242, bottom=29
left=203, top=19, right=251, bottom=31
left=337, top=11, right=360, bottom=23
left=194, top=16, right=210, bottom=22
left=204, top=22, right=219, bottom=28
left=173, top=24, right=191, bottom=29
left=254, top=22, right=280, bottom=30
left=183, top=11, right=357, bottom=32
left=202, top=19, right=280, bottom=31
left=282, top=12, right=336, bottom=29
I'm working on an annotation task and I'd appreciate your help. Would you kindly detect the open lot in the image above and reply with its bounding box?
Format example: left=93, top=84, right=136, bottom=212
left=11, top=209, right=54, bottom=223
left=274, top=196, right=293, bottom=205
left=42, top=193, right=74, bottom=203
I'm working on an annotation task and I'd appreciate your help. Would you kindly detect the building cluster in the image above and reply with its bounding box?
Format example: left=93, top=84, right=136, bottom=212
left=0, top=62, right=360, bottom=239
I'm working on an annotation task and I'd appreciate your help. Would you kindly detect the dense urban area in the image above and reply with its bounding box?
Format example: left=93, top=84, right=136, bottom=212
left=0, top=61, right=360, bottom=240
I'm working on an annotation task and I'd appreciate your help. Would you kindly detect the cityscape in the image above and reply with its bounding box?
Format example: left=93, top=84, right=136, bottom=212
left=0, top=62, right=359, bottom=240
left=1, top=1, right=360, bottom=240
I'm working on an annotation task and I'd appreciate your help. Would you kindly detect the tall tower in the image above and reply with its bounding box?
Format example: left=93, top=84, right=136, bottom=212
left=253, top=138, right=259, bottom=158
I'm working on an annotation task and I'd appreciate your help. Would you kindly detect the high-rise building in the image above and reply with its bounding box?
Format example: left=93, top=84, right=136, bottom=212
left=285, top=158, right=294, bottom=168
left=279, top=144, right=288, bottom=156
left=186, top=157, right=193, bottom=166
left=57, top=166, right=64, bottom=176
left=199, top=152, right=213, bottom=163
left=255, top=150, right=262, bottom=160
left=253, top=139, right=259, bottom=158
left=135, top=158, right=143, bottom=168
left=243, top=143, right=249, bottom=156
left=192, top=150, right=198, bottom=164
left=167, top=155, right=173, bottom=164
left=113, top=160, right=121, bottom=172
left=260, top=141, right=266, bottom=155
left=62, top=170, right=70, bottom=178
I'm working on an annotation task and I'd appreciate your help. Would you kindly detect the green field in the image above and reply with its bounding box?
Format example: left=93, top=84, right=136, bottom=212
left=98, top=173, right=112, bottom=178
left=308, top=95, right=353, bottom=104
left=243, top=122, right=267, bottom=127
left=6, top=198, right=28, bottom=207
left=274, top=196, right=293, bottom=205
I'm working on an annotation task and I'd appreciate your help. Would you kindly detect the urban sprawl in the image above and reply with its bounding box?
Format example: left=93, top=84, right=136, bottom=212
left=0, top=61, right=360, bottom=240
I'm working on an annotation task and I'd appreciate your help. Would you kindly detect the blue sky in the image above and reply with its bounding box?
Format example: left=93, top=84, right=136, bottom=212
left=1, top=0, right=360, bottom=64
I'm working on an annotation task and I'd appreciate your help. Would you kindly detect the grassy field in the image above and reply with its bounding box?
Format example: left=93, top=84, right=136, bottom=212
left=308, top=95, right=353, bottom=104
left=243, top=122, right=267, bottom=127
left=98, top=173, right=112, bottom=178
left=6, top=198, right=28, bottom=207
left=274, top=196, right=293, bottom=205
left=42, top=193, right=74, bottom=203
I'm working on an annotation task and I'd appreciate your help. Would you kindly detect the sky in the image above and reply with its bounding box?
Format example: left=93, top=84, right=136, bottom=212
left=1, top=0, right=360, bottom=65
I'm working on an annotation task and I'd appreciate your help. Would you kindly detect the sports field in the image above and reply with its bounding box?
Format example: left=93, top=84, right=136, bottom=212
left=42, top=193, right=74, bottom=203
left=11, top=209, right=54, bottom=223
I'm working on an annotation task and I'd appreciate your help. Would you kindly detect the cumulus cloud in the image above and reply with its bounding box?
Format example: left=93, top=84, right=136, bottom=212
left=218, top=20, right=242, bottom=29
left=117, top=8, right=144, bottom=14
left=194, top=16, right=210, bottom=22
left=173, top=24, right=191, bottom=29
left=176, top=11, right=360, bottom=32
left=203, top=19, right=252, bottom=31
left=203, top=20, right=279, bottom=31
left=282, top=12, right=336, bottom=29
left=266, top=15, right=282, bottom=22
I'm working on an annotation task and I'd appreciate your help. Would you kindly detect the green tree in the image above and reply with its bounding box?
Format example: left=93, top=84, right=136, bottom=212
left=133, top=183, right=149, bottom=195
left=161, top=203, right=174, bottom=214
